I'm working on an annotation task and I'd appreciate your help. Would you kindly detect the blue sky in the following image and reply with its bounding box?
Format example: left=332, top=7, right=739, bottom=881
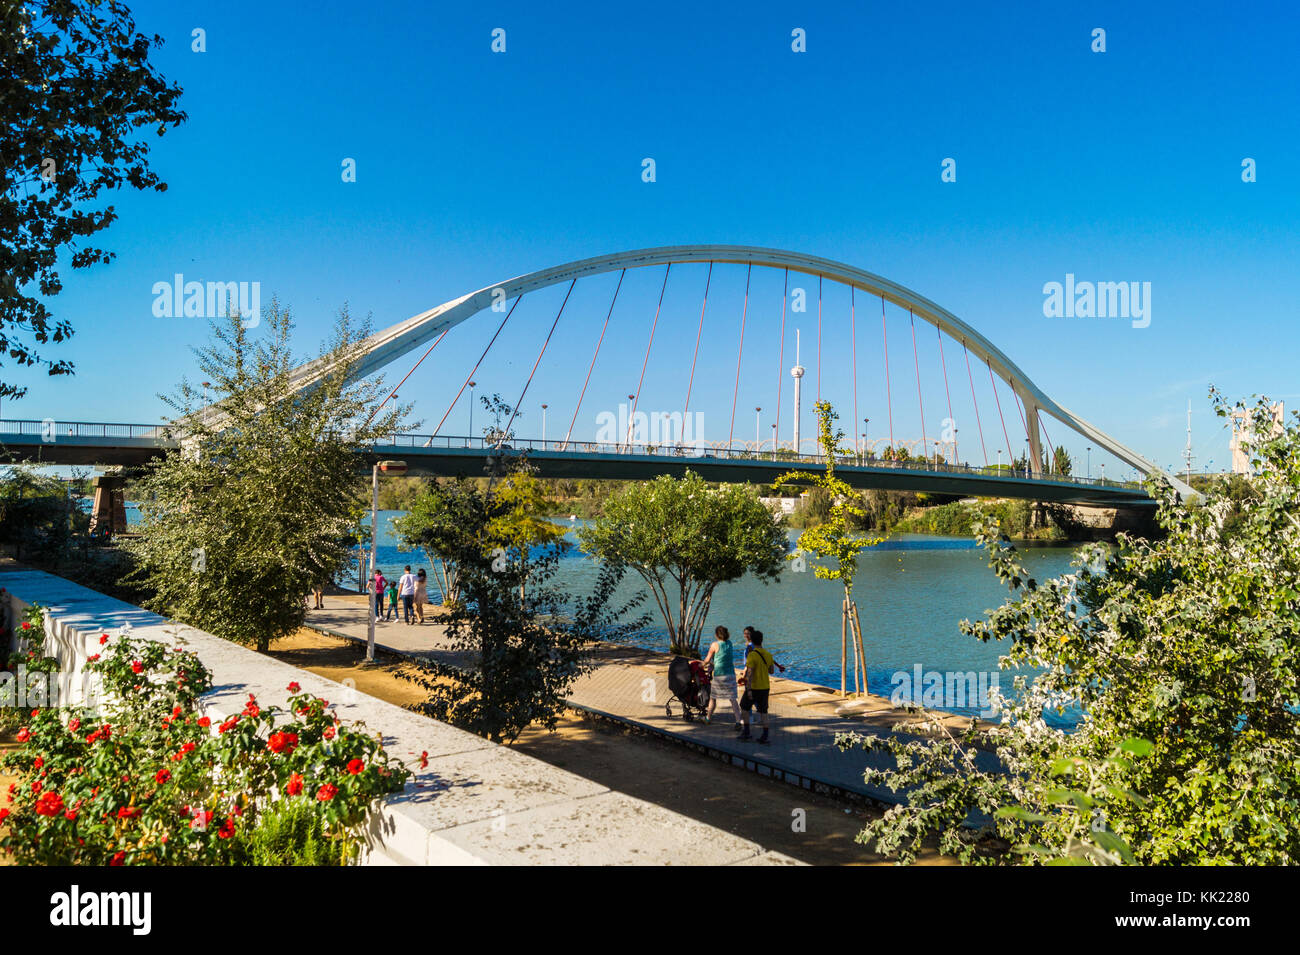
left=11, top=0, right=1300, bottom=474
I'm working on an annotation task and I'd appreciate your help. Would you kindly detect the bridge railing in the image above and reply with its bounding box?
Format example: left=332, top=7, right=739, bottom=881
left=376, top=433, right=1146, bottom=490
left=0, top=419, right=177, bottom=440
left=0, top=420, right=1146, bottom=491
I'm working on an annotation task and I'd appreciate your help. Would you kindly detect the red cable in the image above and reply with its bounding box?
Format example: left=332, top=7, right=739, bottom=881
left=1012, top=390, right=1031, bottom=469
left=936, top=325, right=956, bottom=465
left=429, top=294, right=522, bottom=442
left=881, top=295, right=894, bottom=450
left=988, top=359, right=1014, bottom=466
left=682, top=262, right=711, bottom=419
left=775, top=268, right=788, bottom=448
left=962, top=341, right=989, bottom=467
left=727, top=263, right=751, bottom=449
left=911, top=311, right=928, bottom=463
left=499, top=280, right=574, bottom=448
left=628, top=264, right=671, bottom=449
left=563, top=269, right=625, bottom=450
left=1040, top=416, right=1057, bottom=475
left=368, top=326, right=449, bottom=427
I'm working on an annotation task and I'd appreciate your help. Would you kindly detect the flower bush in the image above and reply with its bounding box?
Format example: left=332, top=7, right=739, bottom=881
left=0, top=628, right=411, bottom=865
left=0, top=605, right=60, bottom=731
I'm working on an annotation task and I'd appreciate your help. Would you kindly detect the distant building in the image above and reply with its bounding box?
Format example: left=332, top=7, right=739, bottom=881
left=1230, top=402, right=1284, bottom=474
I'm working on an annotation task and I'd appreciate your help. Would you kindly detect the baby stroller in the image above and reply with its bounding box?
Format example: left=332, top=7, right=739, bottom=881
left=665, top=656, right=712, bottom=721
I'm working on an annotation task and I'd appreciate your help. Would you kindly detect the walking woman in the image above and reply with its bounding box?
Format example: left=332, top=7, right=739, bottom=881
left=701, top=625, right=741, bottom=728
left=415, top=568, right=429, bottom=623
left=371, top=569, right=387, bottom=621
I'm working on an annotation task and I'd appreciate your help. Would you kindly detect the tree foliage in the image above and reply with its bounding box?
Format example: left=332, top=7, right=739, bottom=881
left=838, top=391, right=1300, bottom=865
left=1, top=0, right=186, bottom=396
left=128, top=302, right=408, bottom=651
left=579, top=470, right=785, bottom=656
left=400, top=468, right=646, bottom=743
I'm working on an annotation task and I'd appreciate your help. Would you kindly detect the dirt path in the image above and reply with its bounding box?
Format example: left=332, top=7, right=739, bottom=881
left=269, top=628, right=950, bottom=866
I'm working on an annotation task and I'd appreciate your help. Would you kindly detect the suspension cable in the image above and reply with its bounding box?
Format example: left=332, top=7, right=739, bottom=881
left=882, top=295, right=894, bottom=451
left=727, top=263, right=751, bottom=449
left=627, top=264, right=671, bottom=449
left=962, top=340, right=989, bottom=467
left=987, top=359, right=1014, bottom=466
left=428, top=294, right=522, bottom=443
left=368, top=326, right=449, bottom=427
left=911, top=311, right=928, bottom=462
left=563, top=269, right=625, bottom=450
left=936, top=325, right=956, bottom=464
left=498, top=280, right=574, bottom=448
left=682, top=262, right=712, bottom=420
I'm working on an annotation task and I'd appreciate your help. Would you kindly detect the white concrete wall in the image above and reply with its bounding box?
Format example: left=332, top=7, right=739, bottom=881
left=0, top=569, right=800, bottom=866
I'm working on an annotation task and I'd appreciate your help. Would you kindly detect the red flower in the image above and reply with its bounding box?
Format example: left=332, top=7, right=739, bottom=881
left=131, top=660, right=143, bottom=674
left=15, top=728, right=29, bottom=743
left=419, top=751, right=429, bottom=769
left=67, top=718, right=80, bottom=732
left=0, top=809, right=9, bottom=823
left=86, top=654, right=100, bottom=663
left=242, top=702, right=260, bottom=718
left=64, top=807, right=78, bottom=820
left=347, top=759, right=365, bottom=775
left=197, top=717, right=211, bottom=728
left=31, top=780, right=41, bottom=794
left=117, top=806, right=140, bottom=820
left=155, top=769, right=171, bottom=785
left=171, top=706, right=183, bottom=719
left=287, top=681, right=301, bottom=693
left=323, top=726, right=336, bottom=740
left=267, top=731, right=298, bottom=755
left=35, top=792, right=63, bottom=817
left=218, top=716, right=239, bottom=734
left=110, top=851, right=126, bottom=866
left=190, top=810, right=214, bottom=831
left=316, top=783, right=338, bottom=802
left=217, top=817, right=235, bottom=839
left=20, top=621, right=30, bottom=631
left=285, top=773, right=304, bottom=796
left=32, top=756, right=43, bottom=770
left=99, top=634, right=109, bottom=645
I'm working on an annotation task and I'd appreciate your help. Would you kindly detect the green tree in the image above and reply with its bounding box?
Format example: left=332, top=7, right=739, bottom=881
left=128, top=302, right=407, bottom=651
left=579, top=471, right=785, bottom=656
left=1052, top=446, right=1072, bottom=476
left=1, top=0, right=186, bottom=397
left=400, top=469, right=646, bottom=743
left=838, top=391, right=1300, bottom=865
left=775, top=401, right=882, bottom=695
left=0, top=463, right=75, bottom=561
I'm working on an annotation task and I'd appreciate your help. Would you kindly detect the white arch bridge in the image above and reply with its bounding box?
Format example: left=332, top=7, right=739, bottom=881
left=1, top=245, right=1192, bottom=507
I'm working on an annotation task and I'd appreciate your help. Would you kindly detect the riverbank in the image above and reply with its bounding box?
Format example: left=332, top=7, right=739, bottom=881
left=267, top=623, right=954, bottom=865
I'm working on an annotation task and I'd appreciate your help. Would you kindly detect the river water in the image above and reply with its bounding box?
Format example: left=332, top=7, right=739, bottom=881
left=362, top=511, right=1081, bottom=723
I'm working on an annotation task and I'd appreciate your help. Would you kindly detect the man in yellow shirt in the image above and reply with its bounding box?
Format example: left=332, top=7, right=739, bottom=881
left=740, top=629, right=775, bottom=744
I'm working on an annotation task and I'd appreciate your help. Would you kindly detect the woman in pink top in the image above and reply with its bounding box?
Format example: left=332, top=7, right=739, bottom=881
left=372, top=570, right=387, bottom=620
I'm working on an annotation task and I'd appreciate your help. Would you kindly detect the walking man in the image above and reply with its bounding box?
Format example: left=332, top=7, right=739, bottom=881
left=398, top=565, right=417, bottom=625
left=739, top=629, right=776, bottom=744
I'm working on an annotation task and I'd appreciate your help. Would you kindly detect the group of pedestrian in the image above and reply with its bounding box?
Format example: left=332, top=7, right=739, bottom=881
left=700, top=625, right=786, bottom=744
left=370, top=565, right=429, bottom=625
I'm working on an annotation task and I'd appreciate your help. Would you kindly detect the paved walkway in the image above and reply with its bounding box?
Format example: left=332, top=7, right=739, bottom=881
left=305, top=595, right=998, bottom=803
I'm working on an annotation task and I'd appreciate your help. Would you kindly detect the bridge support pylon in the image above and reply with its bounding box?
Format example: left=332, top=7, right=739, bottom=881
left=89, top=472, right=128, bottom=538
left=1025, top=402, right=1044, bottom=478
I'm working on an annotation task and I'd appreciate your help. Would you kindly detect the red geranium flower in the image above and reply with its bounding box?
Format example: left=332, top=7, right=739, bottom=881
left=155, top=769, right=172, bottom=785
left=316, top=783, right=338, bottom=802
left=347, top=758, right=365, bottom=775
left=218, top=716, right=239, bottom=734
left=197, top=717, right=211, bottom=728
left=217, top=817, right=235, bottom=839
left=110, top=851, right=126, bottom=866
left=419, top=751, right=429, bottom=769
left=117, top=806, right=140, bottom=820
left=32, top=757, right=42, bottom=770
left=99, top=634, right=109, bottom=645
left=0, top=808, right=9, bottom=823
left=15, top=728, right=29, bottom=743
left=287, top=681, right=300, bottom=693
left=267, top=731, right=299, bottom=755
left=243, top=702, right=260, bottom=718
left=21, top=621, right=30, bottom=631
left=64, top=809, right=77, bottom=821
left=35, top=792, right=63, bottom=817
left=285, top=773, right=304, bottom=796
left=323, top=726, right=336, bottom=740
left=67, top=718, right=80, bottom=732
left=131, top=660, right=143, bottom=674
left=86, top=654, right=100, bottom=663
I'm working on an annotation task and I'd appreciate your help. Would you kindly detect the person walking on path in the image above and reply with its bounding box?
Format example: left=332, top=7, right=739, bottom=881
left=701, top=625, right=741, bottom=729
left=739, top=629, right=776, bottom=744
left=371, top=570, right=387, bottom=621
left=398, top=565, right=417, bottom=625
left=415, top=569, right=429, bottom=624
left=743, top=625, right=787, bottom=675
left=384, top=577, right=399, bottom=621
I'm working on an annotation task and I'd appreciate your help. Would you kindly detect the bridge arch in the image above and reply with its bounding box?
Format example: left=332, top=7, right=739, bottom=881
left=284, top=244, right=1194, bottom=499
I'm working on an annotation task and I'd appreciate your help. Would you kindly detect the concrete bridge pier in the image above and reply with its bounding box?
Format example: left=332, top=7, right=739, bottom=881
left=88, top=472, right=128, bottom=537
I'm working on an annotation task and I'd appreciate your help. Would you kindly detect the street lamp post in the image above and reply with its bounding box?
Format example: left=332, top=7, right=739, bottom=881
left=863, top=417, right=870, bottom=462
left=771, top=422, right=777, bottom=460
left=1086, top=446, right=1091, bottom=479
left=755, top=406, right=761, bottom=454
left=541, top=403, right=548, bottom=448
left=467, top=381, right=476, bottom=447
left=997, top=448, right=1002, bottom=473
left=367, top=459, right=407, bottom=663
left=625, top=394, right=637, bottom=451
